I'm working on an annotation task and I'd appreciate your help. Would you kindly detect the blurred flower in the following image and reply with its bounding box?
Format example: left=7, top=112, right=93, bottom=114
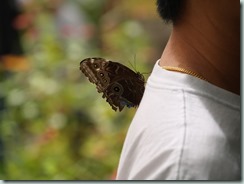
left=13, top=13, right=34, bottom=30
left=7, top=89, right=26, bottom=106
left=1, top=55, right=30, bottom=72
left=123, top=21, right=143, bottom=38
left=48, top=113, right=67, bottom=129
left=29, top=72, right=60, bottom=95
left=55, top=1, right=87, bottom=39
left=22, top=101, right=39, bottom=119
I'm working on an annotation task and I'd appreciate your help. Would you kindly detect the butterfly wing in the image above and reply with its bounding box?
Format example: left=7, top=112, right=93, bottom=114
left=80, top=57, right=145, bottom=111
left=80, top=58, right=110, bottom=93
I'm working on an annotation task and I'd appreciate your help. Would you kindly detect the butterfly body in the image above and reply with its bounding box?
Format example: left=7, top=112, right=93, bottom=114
left=80, top=57, right=145, bottom=111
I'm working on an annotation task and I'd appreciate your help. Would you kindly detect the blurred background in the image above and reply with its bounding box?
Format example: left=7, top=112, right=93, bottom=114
left=0, top=0, right=171, bottom=180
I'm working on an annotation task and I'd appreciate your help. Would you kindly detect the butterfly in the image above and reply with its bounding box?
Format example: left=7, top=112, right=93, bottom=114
left=80, top=57, right=145, bottom=111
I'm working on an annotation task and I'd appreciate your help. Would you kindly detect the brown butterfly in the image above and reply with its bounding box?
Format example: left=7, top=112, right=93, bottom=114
left=80, top=57, right=145, bottom=111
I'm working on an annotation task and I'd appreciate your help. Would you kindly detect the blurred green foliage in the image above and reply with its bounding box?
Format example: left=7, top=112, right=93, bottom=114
left=0, top=0, right=168, bottom=180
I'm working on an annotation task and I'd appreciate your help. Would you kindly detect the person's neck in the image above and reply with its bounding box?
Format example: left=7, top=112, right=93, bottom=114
left=159, top=4, right=240, bottom=95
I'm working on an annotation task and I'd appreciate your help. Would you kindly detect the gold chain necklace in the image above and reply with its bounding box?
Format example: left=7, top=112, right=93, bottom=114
left=162, top=66, right=208, bottom=82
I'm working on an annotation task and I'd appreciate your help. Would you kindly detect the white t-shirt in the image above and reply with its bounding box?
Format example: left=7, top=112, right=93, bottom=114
left=116, top=60, right=241, bottom=180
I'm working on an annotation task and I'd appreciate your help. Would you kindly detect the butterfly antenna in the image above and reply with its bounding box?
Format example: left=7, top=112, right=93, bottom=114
left=127, top=53, right=138, bottom=72
left=133, top=53, right=137, bottom=72
left=127, top=56, right=136, bottom=72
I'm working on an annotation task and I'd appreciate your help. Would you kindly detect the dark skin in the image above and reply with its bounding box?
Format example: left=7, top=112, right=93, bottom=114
left=159, top=0, right=240, bottom=95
